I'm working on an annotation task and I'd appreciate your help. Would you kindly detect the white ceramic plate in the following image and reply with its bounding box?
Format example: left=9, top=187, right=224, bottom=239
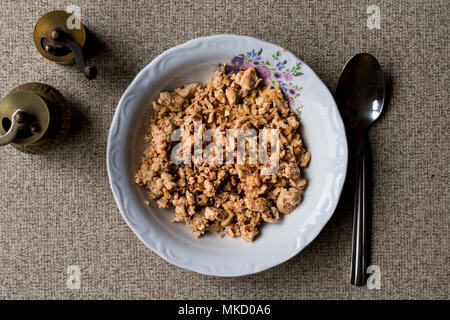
left=107, top=35, right=347, bottom=277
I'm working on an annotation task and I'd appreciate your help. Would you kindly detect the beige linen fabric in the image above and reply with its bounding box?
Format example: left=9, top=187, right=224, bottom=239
left=0, top=0, right=448, bottom=299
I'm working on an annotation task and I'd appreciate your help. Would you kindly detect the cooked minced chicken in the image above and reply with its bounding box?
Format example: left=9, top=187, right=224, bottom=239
left=135, top=66, right=310, bottom=241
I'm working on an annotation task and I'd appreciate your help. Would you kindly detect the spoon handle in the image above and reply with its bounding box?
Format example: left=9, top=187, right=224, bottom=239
left=350, top=134, right=371, bottom=286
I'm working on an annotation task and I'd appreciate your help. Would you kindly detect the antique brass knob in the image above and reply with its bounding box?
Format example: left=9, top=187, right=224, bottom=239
left=33, top=10, right=97, bottom=79
left=0, top=83, right=71, bottom=153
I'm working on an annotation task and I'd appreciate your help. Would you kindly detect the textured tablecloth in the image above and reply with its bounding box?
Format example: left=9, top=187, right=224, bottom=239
left=0, top=0, right=448, bottom=300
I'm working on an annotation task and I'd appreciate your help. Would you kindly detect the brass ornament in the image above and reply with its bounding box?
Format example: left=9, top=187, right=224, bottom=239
left=33, top=10, right=96, bottom=79
left=0, top=83, right=71, bottom=154
left=34, top=10, right=86, bottom=64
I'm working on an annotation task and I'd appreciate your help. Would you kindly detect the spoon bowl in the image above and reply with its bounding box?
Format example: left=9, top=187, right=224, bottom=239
left=336, top=53, right=385, bottom=130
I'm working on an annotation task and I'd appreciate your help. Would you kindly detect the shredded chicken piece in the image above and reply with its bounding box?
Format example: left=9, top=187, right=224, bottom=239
left=276, top=188, right=302, bottom=214
left=135, top=66, right=310, bottom=241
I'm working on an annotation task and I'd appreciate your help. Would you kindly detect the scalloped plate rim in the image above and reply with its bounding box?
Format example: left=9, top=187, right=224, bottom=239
left=107, top=34, right=348, bottom=277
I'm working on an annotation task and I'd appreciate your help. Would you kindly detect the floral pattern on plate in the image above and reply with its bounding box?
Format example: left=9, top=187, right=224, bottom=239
left=224, top=48, right=304, bottom=118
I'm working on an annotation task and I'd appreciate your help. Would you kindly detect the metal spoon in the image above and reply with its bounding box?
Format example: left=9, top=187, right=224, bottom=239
left=336, top=53, right=385, bottom=286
